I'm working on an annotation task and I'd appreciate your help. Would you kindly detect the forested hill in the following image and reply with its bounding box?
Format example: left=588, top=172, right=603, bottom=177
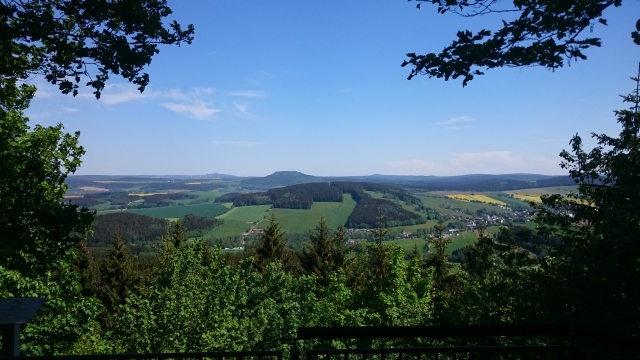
left=240, top=171, right=323, bottom=188
left=217, top=183, right=342, bottom=209
left=217, top=181, right=425, bottom=228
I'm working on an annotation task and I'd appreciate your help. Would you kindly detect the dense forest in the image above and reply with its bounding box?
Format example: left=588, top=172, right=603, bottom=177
left=216, top=183, right=343, bottom=209
left=88, top=213, right=168, bottom=247
left=347, top=192, right=425, bottom=228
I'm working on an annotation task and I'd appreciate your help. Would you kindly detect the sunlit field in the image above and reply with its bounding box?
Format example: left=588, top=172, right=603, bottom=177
left=446, top=194, right=508, bottom=206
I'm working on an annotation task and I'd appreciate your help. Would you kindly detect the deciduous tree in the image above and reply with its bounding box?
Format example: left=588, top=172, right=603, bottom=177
left=403, top=0, right=638, bottom=85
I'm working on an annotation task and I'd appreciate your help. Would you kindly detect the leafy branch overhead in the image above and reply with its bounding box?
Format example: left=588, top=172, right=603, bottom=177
left=403, top=0, right=636, bottom=85
left=0, top=0, right=195, bottom=98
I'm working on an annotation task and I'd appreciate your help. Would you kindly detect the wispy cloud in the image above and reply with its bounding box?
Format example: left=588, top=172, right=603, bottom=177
left=64, top=107, right=79, bottom=112
left=436, top=116, right=475, bottom=126
left=229, top=90, right=265, bottom=97
left=233, top=101, right=253, bottom=116
left=388, top=151, right=523, bottom=175
left=211, top=140, right=261, bottom=147
left=161, top=88, right=221, bottom=120
left=79, top=84, right=157, bottom=105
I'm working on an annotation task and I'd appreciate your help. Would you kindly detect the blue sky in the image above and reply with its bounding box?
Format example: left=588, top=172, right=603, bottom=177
left=26, top=1, right=640, bottom=176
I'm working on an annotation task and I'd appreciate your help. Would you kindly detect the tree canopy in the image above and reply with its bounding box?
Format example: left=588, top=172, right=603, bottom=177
left=0, top=0, right=194, bottom=98
left=403, top=0, right=639, bottom=85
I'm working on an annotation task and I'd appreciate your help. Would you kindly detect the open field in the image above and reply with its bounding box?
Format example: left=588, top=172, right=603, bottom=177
left=217, top=205, right=271, bottom=222
left=383, top=231, right=477, bottom=255
left=326, top=194, right=357, bottom=228
left=416, top=193, right=511, bottom=215
left=511, top=193, right=542, bottom=202
left=447, top=231, right=477, bottom=253
left=269, top=202, right=346, bottom=233
left=203, top=220, right=252, bottom=238
left=445, top=194, right=508, bottom=206
left=124, top=203, right=228, bottom=218
left=129, top=192, right=169, bottom=197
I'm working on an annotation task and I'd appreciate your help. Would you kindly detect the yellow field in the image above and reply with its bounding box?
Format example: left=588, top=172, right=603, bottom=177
left=185, top=182, right=201, bottom=185
left=446, top=194, right=507, bottom=206
left=512, top=194, right=542, bottom=203
left=128, top=192, right=168, bottom=197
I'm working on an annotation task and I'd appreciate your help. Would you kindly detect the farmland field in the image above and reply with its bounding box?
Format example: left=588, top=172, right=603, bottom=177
left=445, top=194, right=507, bottom=206
left=217, top=205, right=271, bottom=222
left=203, top=220, right=252, bottom=238
left=326, top=194, right=357, bottom=228
left=511, top=193, right=542, bottom=202
left=269, top=201, right=346, bottom=233
left=416, top=193, right=510, bottom=215
left=123, top=203, right=229, bottom=218
left=447, top=231, right=477, bottom=253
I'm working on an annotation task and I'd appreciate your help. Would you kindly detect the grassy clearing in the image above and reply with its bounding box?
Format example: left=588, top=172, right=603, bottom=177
left=203, top=220, right=252, bottom=238
left=326, top=194, right=357, bottom=229
left=269, top=202, right=345, bottom=233
left=127, top=203, right=228, bottom=218
left=447, top=231, right=476, bottom=253
left=217, top=205, right=271, bottom=222
left=446, top=194, right=508, bottom=206
left=129, top=192, right=169, bottom=197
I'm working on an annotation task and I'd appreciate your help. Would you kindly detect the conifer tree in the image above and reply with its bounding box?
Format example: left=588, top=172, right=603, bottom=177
left=302, top=218, right=350, bottom=286
left=98, top=231, right=139, bottom=328
left=74, top=242, right=100, bottom=298
left=255, top=214, right=289, bottom=272
left=425, top=219, right=453, bottom=288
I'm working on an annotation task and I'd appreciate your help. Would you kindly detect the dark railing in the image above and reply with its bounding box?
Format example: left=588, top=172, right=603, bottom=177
left=292, top=325, right=640, bottom=360
left=2, top=325, right=638, bottom=360
left=2, top=350, right=283, bottom=360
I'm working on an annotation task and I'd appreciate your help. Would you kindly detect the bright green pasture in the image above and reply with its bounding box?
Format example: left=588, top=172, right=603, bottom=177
left=447, top=231, right=477, bottom=253
left=269, top=201, right=346, bottom=233
left=126, top=203, right=228, bottom=218
left=203, top=220, right=252, bottom=238
left=326, top=194, right=357, bottom=228
left=217, top=205, right=271, bottom=222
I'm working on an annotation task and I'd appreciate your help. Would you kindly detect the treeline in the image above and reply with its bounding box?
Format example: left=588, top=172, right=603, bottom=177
left=405, top=176, right=576, bottom=192
left=88, top=213, right=168, bottom=247
left=331, top=181, right=422, bottom=205
left=130, top=193, right=198, bottom=208
left=347, top=192, right=425, bottom=228
left=88, top=213, right=223, bottom=247
left=67, top=192, right=206, bottom=209
left=216, top=183, right=343, bottom=209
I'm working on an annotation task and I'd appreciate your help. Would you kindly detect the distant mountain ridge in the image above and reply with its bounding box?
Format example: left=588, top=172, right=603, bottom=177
left=240, top=171, right=323, bottom=188
left=239, top=171, right=572, bottom=191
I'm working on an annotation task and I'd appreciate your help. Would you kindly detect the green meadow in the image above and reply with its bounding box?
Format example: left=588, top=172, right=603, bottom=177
left=269, top=198, right=352, bottom=233
left=217, top=205, right=272, bottom=222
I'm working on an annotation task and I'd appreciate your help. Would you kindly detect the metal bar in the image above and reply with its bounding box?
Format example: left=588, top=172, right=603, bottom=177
left=1, top=324, right=20, bottom=358
left=296, top=325, right=568, bottom=341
